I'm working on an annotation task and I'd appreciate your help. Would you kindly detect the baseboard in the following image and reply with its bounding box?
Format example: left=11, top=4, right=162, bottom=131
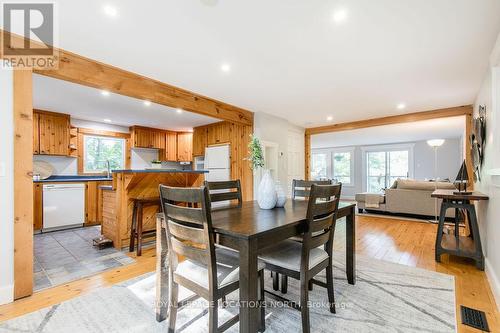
left=485, top=257, right=500, bottom=311
left=0, top=284, right=13, bottom=305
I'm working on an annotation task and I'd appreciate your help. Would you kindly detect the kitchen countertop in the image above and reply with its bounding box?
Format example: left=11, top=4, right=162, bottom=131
left=111, top=169, right=209, bottom=173
left=33, top=175, right=113, bottom=183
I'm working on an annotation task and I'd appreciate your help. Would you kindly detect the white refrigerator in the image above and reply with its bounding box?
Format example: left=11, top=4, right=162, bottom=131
left=204, top=144, right=231, bottom=182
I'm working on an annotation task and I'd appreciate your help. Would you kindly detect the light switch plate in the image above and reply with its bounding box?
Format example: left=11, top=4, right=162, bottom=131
left=0, top=162, right=5, bottom=177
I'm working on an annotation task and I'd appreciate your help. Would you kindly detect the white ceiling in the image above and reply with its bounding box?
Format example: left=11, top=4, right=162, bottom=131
left=23, top=1, right=500, bottom=127
left=33, top=74, right=220, bottom=131
left=311, top=116, right=465, bottom=148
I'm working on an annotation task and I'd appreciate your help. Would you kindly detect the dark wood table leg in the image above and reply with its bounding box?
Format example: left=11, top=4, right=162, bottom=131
left=346, top=205, right=356, bottom=285
left=156, top=215, right=168, bottom=322
left=435, top=200, right=448, bottom=262
left=466, top=204, right=485, bottom=270
left=238, top=239, right=259, bottom=333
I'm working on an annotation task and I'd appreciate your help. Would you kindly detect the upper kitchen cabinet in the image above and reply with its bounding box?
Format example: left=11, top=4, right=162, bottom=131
left=34, top=110, right=71, bottom=156
left=130, top=126, right=165, bottom=149
left=192, top=126, right=207, bottom=157
left=207, top=122, right=231, bottom=145
left=164, top=131, right=177, bottom=161
left=177, top=132, right=193, bottom=162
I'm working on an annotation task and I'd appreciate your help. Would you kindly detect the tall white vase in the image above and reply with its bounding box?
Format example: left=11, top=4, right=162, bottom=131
left=258, top=169, right=277, bottom=209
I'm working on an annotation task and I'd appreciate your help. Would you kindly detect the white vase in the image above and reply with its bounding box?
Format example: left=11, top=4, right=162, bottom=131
left=258, top=169, right=277, bottom=209
left=275, top=181, right=287, bottom=207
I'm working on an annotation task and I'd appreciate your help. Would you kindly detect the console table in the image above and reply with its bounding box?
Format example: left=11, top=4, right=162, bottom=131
left=432, top=189, right=489, bottom=270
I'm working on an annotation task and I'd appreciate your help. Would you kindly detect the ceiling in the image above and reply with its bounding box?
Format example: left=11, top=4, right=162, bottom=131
left=23, top=1, right=500, bottom=127
left=311, top=116, right=465, bottom=148
left=33, top=74, right=220, bottom=131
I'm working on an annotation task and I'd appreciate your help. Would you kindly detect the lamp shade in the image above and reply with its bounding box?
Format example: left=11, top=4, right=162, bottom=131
left=427, top=139, right=445, bottom=147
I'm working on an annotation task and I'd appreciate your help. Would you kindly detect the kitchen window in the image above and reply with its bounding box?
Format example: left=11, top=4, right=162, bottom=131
left=83, top=135, right=125, bottom=173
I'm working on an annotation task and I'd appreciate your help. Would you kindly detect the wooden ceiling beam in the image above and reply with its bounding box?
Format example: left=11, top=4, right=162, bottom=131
left=305, top=105, right=473, bottom=135
left=1, top=30, right=253, bottom=126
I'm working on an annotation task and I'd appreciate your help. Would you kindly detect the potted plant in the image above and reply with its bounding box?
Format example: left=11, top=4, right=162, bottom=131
left=247, top=135, right=277, bottom=209
left=151, top=160, right=162, bottom=169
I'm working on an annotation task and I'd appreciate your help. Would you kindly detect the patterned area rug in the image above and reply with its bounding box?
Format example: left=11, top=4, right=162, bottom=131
left=0, top=253, right=456, bottom=333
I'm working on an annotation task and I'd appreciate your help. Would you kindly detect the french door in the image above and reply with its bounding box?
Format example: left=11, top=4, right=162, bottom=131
left=366, top=150, right=410, bottom=193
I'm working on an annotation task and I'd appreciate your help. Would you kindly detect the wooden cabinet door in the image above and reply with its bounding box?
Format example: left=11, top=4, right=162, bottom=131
left=133, top=127, right=153, bottom=148
left=151, top=130, right=165, bottom=149
left=177, top=132, right=193, bottom=162
left=38, top=113, right=70, bottom=155
left=207, top=122, right=230, bottom=145
left=192, top=126, right=207, bottom=157
left=86, top=182, right=98, bottom=225
left=33, top=183, right=43, bottom=231
left=33, top=112, right=40, bottom=154
left=164, top=132, right=177, bottom=161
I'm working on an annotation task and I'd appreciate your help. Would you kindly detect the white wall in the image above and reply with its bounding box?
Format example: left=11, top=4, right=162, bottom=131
left=33, top=155, right=77, bottom=175
left=474, top=32, right=500, bottom=308
left=0, top=70, right=14, bottom=305
left=253, top=112, right=305, bottom=197
left=130, top=148, right=160, bottom=169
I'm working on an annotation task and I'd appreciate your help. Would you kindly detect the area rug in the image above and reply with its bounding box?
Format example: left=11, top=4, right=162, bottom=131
left=0, top=253, right=456, bottom=333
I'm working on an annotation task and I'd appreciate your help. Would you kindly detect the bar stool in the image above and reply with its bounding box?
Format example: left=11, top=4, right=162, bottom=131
left=129, top=197, right=160, bottom=256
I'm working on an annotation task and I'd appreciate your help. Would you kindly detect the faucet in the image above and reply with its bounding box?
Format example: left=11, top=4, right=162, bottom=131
left=106, top=160, right=111, bottom=179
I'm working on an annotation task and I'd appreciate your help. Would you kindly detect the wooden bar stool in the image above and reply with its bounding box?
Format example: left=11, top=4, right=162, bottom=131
left=129, top=197, right=160, bottom=256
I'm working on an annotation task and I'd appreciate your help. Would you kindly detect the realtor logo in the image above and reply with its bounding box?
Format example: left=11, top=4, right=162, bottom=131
left=1, top=2, right=58, bottom=69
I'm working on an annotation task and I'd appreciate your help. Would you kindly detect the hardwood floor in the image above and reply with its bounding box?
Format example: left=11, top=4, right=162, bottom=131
left=1, top=215, right=498, bottom=332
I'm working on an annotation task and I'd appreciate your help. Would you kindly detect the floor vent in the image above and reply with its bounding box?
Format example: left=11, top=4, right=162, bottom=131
left=461, top=305, right=490, bottom=332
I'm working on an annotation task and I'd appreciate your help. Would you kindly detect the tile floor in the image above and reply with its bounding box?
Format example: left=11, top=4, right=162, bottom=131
left=34, top=226, right=135, bottom=291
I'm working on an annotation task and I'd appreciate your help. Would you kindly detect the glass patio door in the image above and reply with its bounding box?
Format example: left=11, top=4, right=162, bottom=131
left=367, top=150, right=409, bottom=193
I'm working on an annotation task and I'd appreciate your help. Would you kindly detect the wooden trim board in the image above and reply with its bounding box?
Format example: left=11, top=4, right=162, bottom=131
left=13, top=70, right=34, bottom=299
left=305, top=106, right=473, bottom=135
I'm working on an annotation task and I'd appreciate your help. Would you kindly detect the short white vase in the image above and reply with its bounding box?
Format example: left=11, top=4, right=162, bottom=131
left=257, top=169, right=277, bottom=209
left=275, top=181, right=287, bottom=207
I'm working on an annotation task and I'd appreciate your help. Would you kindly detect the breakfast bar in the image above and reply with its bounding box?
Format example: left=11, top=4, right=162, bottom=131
left=102, top=169, right=208, bottom=249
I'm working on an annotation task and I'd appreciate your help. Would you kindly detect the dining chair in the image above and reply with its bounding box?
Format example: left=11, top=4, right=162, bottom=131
left=273, top=179, right=336, bottom=292
left=204, top=180, right=243, bottom=208
left=292, top=179, right=334, bottom=200
left=259, top=183, right=342, bottom=333
left=159, top=184, right=266, bottom=333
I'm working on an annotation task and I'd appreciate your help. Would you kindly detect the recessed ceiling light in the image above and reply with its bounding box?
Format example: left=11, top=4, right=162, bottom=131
left=327, top=116, right=333, bottom=121
left=397, top=103, right=406, bottom=110
left=176, top=108, right=183, bottom=114
left=143, top=100, right=151, bottom=106
left=103, top=5, right=118, bottom=17
left=103, top=119, right=112, bottom=123
left=332, top=8, right=348, bottom=24
left=220, top=63, right=231, bottom=72
left=101, top=90, right=110, bottom=96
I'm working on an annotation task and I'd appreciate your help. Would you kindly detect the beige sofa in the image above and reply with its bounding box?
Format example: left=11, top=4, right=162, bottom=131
left=356, top=179, right=456, bottom=218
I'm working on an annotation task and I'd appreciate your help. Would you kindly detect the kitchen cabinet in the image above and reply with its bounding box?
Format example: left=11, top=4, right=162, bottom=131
left=33, top=112, right=40, bottom=154
left=86, top=180, right=112, bottom=226
left=164, top=131, right=178, bottom=161
left=130, top=126, right=165, bottom=149
left=35, top=110, right=70, bottom=156
left=207, top=122, right=231, bottom=145
left=192, top=126, right=207, bottom=157
left=177, top=132, right=193, bottom=162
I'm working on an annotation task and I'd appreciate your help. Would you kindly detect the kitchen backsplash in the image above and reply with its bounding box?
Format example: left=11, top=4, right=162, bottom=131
left=33, top=155, right=78, bottom=175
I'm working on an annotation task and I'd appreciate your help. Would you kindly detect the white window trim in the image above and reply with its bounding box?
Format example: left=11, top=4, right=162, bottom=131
left=83, top=135, right=126, bottom=174
left=361, top=143, right=415, bottom=192
left=310, top=147, right=355, bottom=187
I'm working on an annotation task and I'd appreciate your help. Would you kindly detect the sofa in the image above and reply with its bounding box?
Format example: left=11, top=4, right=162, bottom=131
left=356, top=179, right=457, bottom=218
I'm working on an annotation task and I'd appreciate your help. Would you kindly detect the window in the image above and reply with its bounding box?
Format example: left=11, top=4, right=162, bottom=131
left=332, top=152, right=352, bottom=185
left=310, top=148, right=354, bottom=185
left=84, top=135, right=125, bottom=173
left=364, top=146, right=412, bottom=193
left=311, top=152, right=328, bottom=180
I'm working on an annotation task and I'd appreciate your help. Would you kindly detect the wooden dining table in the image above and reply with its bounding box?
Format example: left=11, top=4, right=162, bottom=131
left=156, top=200, right=356, bottom=333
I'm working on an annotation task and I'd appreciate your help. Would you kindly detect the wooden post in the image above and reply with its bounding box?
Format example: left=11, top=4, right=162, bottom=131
left=13, top=70, right=33, bottom=299
left=305, top=133, right=311, bottom=180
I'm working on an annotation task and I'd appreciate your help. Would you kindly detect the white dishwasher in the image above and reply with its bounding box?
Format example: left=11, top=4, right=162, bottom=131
left=43, top=183, right=86, bottom=232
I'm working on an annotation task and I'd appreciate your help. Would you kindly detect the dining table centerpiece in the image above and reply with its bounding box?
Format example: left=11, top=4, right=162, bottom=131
left=246, top=135, right=277, bottom=209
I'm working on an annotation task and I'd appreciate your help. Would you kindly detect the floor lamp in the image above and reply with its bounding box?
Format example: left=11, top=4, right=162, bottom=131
left=427, top=139, right=445, bottom=223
